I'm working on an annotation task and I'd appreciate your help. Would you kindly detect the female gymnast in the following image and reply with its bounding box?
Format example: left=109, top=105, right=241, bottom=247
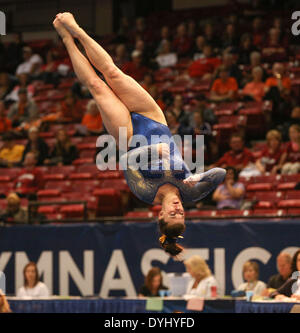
left=53, top=13, right=226, bottom=258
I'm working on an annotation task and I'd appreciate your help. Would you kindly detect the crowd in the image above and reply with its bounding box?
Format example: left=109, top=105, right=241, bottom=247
left=0, top=6, right=299, bottom=221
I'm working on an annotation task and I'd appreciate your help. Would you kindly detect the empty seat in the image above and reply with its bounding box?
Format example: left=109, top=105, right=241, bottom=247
left=45, top=180, right=72, bottom=192
left=97, top=171, right=122, bottom=179
left=77, top=164, right=99, bottom=176
left=98, top=179, right=129, bottom=191
left=37, top=189, right=61, bottom=198
left=69, top=173, right=93, bottom=180
left=253, top=191, right=283, bottom=202
left=215, top=209, right=245, bottom=217
left=277, top=199, right=300, bottom=208
left=43, top=174, right=66, bottom=181
left=285, top=190, right=300, bottom=200
left=281, top=174, right=300, bottom=183
left=80, top=149, right=96, bottom=159
left=287, top=208, right=300, bottom=216
left=185, top=210, right=217, bottom=218
left=69, top=180, right=100, bottom=193
left=277, top=182, right=297, bottom=191
left=38, top=205, right=58, bottom=214
left=48, top=165, right=76, bottom=175
left=252, top=209, right=287, bottom=216
left=247, top=183, right=273, bottom=191
left=93, top=188, right=122, bottom=216
left=124, top=211, right=153, bottom=219
left=60, top=204, right=85, bottom=218
left=72, top=158, right=94, bottom=165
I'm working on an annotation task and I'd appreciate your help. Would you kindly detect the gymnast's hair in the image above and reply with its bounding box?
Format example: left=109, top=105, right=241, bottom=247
left=158, top=218, right=185, bottom=257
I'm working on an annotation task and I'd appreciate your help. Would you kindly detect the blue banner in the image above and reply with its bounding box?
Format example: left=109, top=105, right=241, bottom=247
left=0, top=220, right=299, bottom=297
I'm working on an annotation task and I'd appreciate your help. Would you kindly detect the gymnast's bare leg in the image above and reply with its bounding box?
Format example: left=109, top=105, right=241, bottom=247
left=56, top=12, right=167, bottom=126
left=53, top=17, right=133, bottom=144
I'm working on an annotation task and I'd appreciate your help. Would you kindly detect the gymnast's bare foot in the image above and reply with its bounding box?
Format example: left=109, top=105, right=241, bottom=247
left=53, top=16, right=73, bottom=42
left=57, top=12, right=82, bottom=39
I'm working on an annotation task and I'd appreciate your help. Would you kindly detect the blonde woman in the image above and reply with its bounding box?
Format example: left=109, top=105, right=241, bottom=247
left=237, top=261, right=266, bottom=296
left=0, top=289, right=12, bottom=313
left=184, top=255, right=218, bottom=298
left=255, top=129, right=285, bottom=175
left=281, top=124, right=300, bottom=174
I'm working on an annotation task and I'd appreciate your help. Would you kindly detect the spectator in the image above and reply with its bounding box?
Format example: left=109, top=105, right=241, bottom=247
left=255, top=130, right=285, bottom=175
left=81, top=99, right=103, bottom=135
left=0, top=101, right=12, bottom=134
left=281, top=125, right=300, bottom=175
left=156, top=26, right=172, bottom=54
left=238, top=33, right=258, bottom=65
left=8, top=88, right=39, bottom=127
left=203, top=22, right=221, bottom=50
left=148, top=85, right=166, bottom=112
left=38, top=50, right=61, bottom=85
left=0, top=72, right=14, bottom=100
left=21, top=127, right=49, bottom=166
left=71, top=81, right=92, bottom=99
left=191, top=35, right=206, bottom=61
left=165, top=110, right=180, bottom=136
left=222, top=23, right=239, bottom=51
left=5, top=32, right=24, bottom=74
left=270, top=249, right=300, bottom=300
left=141, top=73, right=156, bottom=93
left=211, top=133, right=254, bottom=172
left=251, top=17, right=264, bottom=48
left=262, top=28, right=287, bottom=62
left=0, top=289, right=12, bottom=313
left=45, top=129, right=78, bottom=166
left=138, top=267, right=168, bottom=297
left=113, top=44, right=129, bottom=69
left=210, top=65, right=238, bottom=102
left=0, top=193, right=28, bottom=224
left=264, top=252, right=292, bottom=295
left=246, top=51, right=268, bottom=83
left=122, top=50, right=149, bottom=82
left=221, top=52, right=243, bottom=87
left=15, top=46, right=43, bottom=76
left=213, top=167, right=245, bottom=210
left=242, top=66, right=265, bottom=102
left=184, top=255, right=219, bottom=298
left=188, top=44, right=221, bottom=79
left=277, top=106, right=300, bottom=140
left=5, top=73, right=35, bottom=103
left=237, top=261, right=266, bottom=296
left=169, top=94, right=190, bottom=128
left=57, top=90, right=84, bottom=122
left=14, top=152, right=44, bottom=196
left=155, top=40, right=178, bottom=69
left=17, top=262, right=50, bottom=298
left=172, top=23, right=193, bottom=58
left=0, top=132, right=25, bottom=167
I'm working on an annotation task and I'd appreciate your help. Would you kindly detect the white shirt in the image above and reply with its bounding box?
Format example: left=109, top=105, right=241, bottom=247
left=156, top=53, right=178, bottom=68
left=237, top=280, right=266, bottom=296
left=185, top=275, right=219, bottom=298
left=17, top=282, right=50, bottom=298
left=16, top=54, right=43, bottom=75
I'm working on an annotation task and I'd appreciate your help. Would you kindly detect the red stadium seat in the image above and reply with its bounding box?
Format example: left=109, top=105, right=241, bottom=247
left=97, top=171, right=122, bottom=179
left=246, top=183, right=273, bottom=191
left=252, top=175, right=280, bottom=184
left=287, top=208, right=300, bottom=216
left=77, top=164, right=99, bottom=176
left=252, top=209, right=287, bottom=217
left=254, top=201, right=274, bottom=209
left=281, top=174, right=300, bottom=183
left=253, top=191, right=283, bottom=202
left=70, top=180, right=100, bottom=193
left=215, top=209, right=246, bottom=217
left=93, top=188, right=122, bottom=216
left=124, top=211, right=154, bottom=219
left=72, top=158, right=94, bottom=165
left=38, top=205, right=58, bottom=214
left=60, top=204, right=85, bottom=218
left=276, top=182, right=297, bottom=191
left=277, top=199, right=300, bottom=208
left=37, top=189, right=61, bottom=198
left=69, top=173, right=93, bottom=180
left=0, top=168, right=21, bottom=179
left=151, top=205, right=162, bottom=216
left=45, top=180, right=72, bottom=192
left=43, top=174, right=66, bottom=181
left=0, top=175, right=12, bottom=182
left=285, top=190, right=300, bottom=200
left=185, top=210, right=217, bottom=218
left=98, top=179, right=129, bottom=191
left=80, top=149, right=96, bottom=159
left=48, top=165, right=76, bottom=175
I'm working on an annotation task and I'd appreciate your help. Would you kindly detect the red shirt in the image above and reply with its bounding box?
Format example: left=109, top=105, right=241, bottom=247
left=122, top=62, right=149, bottom=82
left=285, top=142, right=300, bottom=163
left=188, top=57, right=221, bottom=78
left=14, top=168, right=44, bottom=195
left=259, top=145, right=285, bottom=172
left=215, top=148, right=254, bottom=168
left=172, top=36, right=193, bottom=57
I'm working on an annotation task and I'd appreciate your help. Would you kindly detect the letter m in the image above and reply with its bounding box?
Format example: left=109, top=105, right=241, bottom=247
left=0, top=11, right=6, bottom=35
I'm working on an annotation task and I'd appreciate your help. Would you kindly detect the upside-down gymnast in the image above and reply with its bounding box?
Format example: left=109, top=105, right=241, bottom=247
left=53, top=13, right=226, bottom=259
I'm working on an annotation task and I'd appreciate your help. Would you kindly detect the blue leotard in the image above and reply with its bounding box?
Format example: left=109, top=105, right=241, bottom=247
left=120, top=112, right=226, bottom=205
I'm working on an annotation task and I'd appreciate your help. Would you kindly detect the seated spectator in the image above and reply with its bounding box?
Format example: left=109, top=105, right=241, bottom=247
left=262, top=252, right=292, bottom=297
left=270, top=249, right=300, bottom=300
left=241, top=66, right=265, bottom=102
left=221, top=52, right=243, bottom=87
left=21, top=127, right=49, bottom=165
left=8, top=88, right=39, bottom=128
left=155, top=40, right=178, bottom=69
left=251, top=17, right=264, bottom=48
left=213, top=167, right=245, bottom=210
left=0, top=289, right=12, bottom=313
left=0, top=132, right=25, bottom=167
left=113, top=44, right=129, bottom=69
left=27, top=193, right=47, bottom=225
left=17, top=262, right=50, bottom=298
left=14, top=152, right=44, bottom=197
left=191, top=35, right=206, bottom=61
left=0, top=100, right=12, bottom=134
left=169, top=94, right=190, bottom=128
left=165, top=110, right=180, bottom=136
left=37, top=50, right=61, bottom=85
left=5, top=73, right=35, bottom=102
left=242, top=51, right=268, bottom=85
left=172, top=23, right=193, bottom=58
left=16, top=46, right=43, bottom=76
left=71, top=81, right=92, bottom=99
left=0, top=193, right=28, bottom=224
left=156, top=25, right=172, bottom=55
left=57, top=90, right=84, bottom=123
left=210, top=65, right=238, bottom=102
left=4, top=32, right=24, bottom=74
left=265, top=63, right=291, bottom=99
left=184, top=255, right=219, bottom=298
left=237, top=261, right=266, bottom=296
left=221, top=23, right=239, bottom=51
left=141, top=73, right=156, bottom=93
left=211, top=133, right=254, bottom=172
left=281, top=125, right=300, bottom=174
left=122, top=50, right=149, bottom=82
left=138, top=267, right=168, bottom=297
left=262, top=28, right=287, bottom=62
left=148, top=85, right=166, bottom=111
left=45, top=129, right=78, bottom=166
left=188, top=44, right=221, bottom=79
left=238, top=33, right=258, bottom=65
left=0, top=72, right=14, bottom=100
left=255, top=130, right=285, bottom=175
left=81, top=99, right=103, bottom=135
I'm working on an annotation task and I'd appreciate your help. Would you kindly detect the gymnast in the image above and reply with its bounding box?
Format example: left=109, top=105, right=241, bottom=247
left=53, top=13, right=226, bottom=258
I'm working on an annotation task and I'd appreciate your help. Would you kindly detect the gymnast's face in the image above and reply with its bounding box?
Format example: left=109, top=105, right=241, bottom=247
left=159, top=196, right=185, bottom=224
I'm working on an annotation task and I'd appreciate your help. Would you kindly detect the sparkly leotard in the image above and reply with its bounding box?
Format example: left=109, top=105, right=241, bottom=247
left=120, top=112, right=226, bottom=205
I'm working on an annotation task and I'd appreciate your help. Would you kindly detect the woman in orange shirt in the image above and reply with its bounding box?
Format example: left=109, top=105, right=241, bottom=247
left=81, top=99, right=103, bottom=134
left=242, top=66, right=265, bottom=102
